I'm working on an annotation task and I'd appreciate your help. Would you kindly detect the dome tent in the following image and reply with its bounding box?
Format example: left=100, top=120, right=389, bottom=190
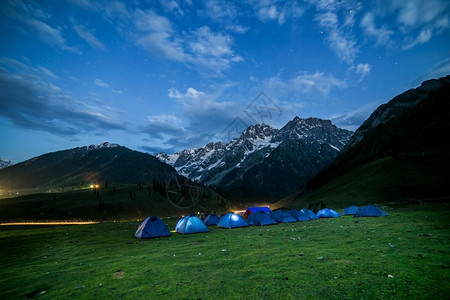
left=175, top=215, right=210, bottom=235
left=243, top=206, right=272, bottom=219
left=301, top=208, right=319, bottom=220
left=270, top=210, right=297, bottom=223
left=343, top=205, right=359, bottom=216
left=135, top=216, right=171, bottom=239
left=247, top=211, right=277, bottom=226
left=204, top=214, right=219, bottom=225
left=217, top=213, right=249, bottom=229
left=354, top=205, right=388, bottom=217
left=317, top=208, right=341, bottom=218
left=287, top=209, right=310, bottom=221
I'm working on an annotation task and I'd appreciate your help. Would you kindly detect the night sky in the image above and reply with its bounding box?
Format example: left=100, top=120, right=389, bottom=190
left=1, top=0, right=449, bottom=163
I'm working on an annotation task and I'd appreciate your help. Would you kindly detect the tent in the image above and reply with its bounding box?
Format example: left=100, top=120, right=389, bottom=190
left=287, top=209, right=310, bottom=221
left=175, top=215, right=210, bottom=235
left=243, top=207, right=272, bottom=219
left=217, top=213, right=249, bottom=229
left=301, top=208, right=319, bottom=220
left=317, top=208, right=341, bottom=218
left=247, top=211, right=277, bottom=226
left=343, top=205, right=359, bottom=216
left=270, top=210, right=297, bottom=223
left=203, top=214, right=219, bottom=225
left=135, top=216, right=171, bottom=239
left=354, top=205, right=388, bottom=217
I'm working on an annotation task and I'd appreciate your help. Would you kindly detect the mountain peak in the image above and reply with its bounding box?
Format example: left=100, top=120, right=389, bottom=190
left=85, top=142, right=120, bottom=151
left=0, top=159, right=13, bottom=170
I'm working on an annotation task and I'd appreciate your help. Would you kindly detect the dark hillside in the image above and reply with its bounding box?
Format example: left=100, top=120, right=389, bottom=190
left=305, top=75, right=450, bottom=193
left=0, top=143, right=179, bottom=192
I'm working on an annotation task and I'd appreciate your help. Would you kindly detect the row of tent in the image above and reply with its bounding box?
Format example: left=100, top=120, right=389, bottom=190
left=135, top=205, right=387, bottom=239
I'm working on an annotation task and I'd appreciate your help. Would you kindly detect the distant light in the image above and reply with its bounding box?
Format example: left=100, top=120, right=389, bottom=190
left=90, top=184, right=94, bottom=188
left=0, top=221, right=98, bottom=226
left=94, top=184, right=100, bottom=189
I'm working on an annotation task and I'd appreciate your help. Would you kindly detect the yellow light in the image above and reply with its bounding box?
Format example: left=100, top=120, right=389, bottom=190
left=94, top=184, right=100, bottom=189
left=90, top=184, right=94, bottom=188
left=0, top=221, right=99, bottom=226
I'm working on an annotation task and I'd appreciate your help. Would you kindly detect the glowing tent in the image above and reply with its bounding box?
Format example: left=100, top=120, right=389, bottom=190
left=135, top=216, right=171, bottom=239
left=217, top=213, right=249, bottom=229
left=247, top=211, right=277, bottom=226
left=243, top=206, right=272, bottom=219
left=203, top=214, right=219, bottom=225
left=175, top=215, right=210, bottom=235
left=316, top=208, right=341, bottom=218
left=354, top=205, right=388, bottom=217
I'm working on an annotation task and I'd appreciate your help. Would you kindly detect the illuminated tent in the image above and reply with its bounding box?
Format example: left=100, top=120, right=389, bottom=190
left=301, top=208, right=319, bottom=220
left=270, top=210, right=297, bottom=223
left=243, top=206, right=272, bottom=219
left=317, top=208, right=341, bottom=218
left=343, top=205, right=359, bottom=215
left=287, top=209, right=310, bottom=221
left=135, top=216, right=171, bottom=239
left=247, top=211, right=277, bottom=226
left=217, top=213, right=249, bottom=229
left=175, top=215, right=210, bottom=235
left=203, top=214, right=219, bottom=225
left=354, top=205, right=388, bottom=217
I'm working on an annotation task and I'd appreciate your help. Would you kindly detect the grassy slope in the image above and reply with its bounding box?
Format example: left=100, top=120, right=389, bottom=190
left=0, top=184, right=227, bottom=222
left=283, top=147, right=450, bottom=210
left=0, top=203, right=449, bottom=299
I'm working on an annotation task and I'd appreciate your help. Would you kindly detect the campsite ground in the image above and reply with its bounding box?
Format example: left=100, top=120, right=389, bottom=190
left=1, top=203, right=449, bottom=299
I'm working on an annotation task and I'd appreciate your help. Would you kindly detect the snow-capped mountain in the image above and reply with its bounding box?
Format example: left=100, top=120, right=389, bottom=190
left=157, top=117, right=353, bottom=201
left=0, top=159, right=13, bottom=170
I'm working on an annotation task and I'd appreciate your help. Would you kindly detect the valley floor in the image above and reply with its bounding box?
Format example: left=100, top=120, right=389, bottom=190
left=1, top=203, right=449, bottom=299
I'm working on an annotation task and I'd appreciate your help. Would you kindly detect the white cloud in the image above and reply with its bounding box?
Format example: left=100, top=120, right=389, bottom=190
left=134, top=9, right=186, bottom=62
left=226, top=25, right=249, bottom=34
left=0, top=58, right=125, bottom=137
left=265, top=71, right=347, bottom=97
left=200, top=0, right=239, bottom=20
left=372, top=0, right=450, bottom=50
left=73, top=24, right=105, bottom=49
left=314, top=9, right=358, bottom=65
left=133, top=10, right=241, bottom=73
left=1, top=1, right=78, bottom=53
left=360, top=12, right=394, bottom=46
left=355, top=63, right=371, bottom=77
left=94, top=79, right=109, bottom=88
left=168, top=87, right=205, bottom=99
left=250, top=0, right=305, bottom=25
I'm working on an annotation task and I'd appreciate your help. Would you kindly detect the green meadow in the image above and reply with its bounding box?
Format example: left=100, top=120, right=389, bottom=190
left=1, top=203, right=449, bottom=299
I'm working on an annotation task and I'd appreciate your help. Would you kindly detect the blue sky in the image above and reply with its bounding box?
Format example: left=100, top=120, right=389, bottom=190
left=1, top=0, right=449, bottom=163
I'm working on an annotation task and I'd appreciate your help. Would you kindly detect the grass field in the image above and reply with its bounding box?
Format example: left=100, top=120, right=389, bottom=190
left=1, top=203, right=449, bottom=299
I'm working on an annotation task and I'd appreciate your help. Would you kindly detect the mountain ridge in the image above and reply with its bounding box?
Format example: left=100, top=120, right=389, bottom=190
left=157, top=116, right=353, bottom=202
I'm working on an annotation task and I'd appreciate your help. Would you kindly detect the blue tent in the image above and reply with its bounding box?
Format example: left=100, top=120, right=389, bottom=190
left=175, top=215, right=210, bottom=235
left=217, top=213, right=249, bottom=229
left=301, top=209, right=319, bottom=220
left=203, top=214, right=219, bottom=225
left=317, top=208, right=341, bottom=218
left=135, top=216, right=171, bottom=239
left=247, top=211, right=277, bottom=226
left=287, top=209, right=310, bottom=221
left=244, top=206, right=272, bottom=219
left=354, top=205, right=388, bottom=217
left=270, top=210, right=297, bottom=223
left=343, top=205, right=359, bottom=215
